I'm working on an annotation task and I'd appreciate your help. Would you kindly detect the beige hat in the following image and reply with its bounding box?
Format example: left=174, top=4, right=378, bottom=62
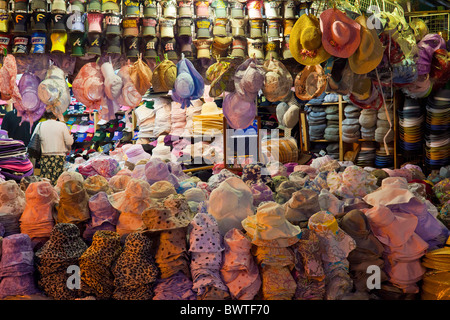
left=231, top=18, right=246, bottom=37
left=213, top=18, right=228, bottom=37
left=231, top=37, right=246, bottom=57
left=263, top=58, right=293, bottom=102
left=247, top=38, right=264, bottom=59
left=249, top=19, right=263, bottom=38
left=194, top=38, right=212, bottom=59
left=160, top=17, right=176, bottom=38
left=267, top=19, right=281, bottom=38
left=295, top=64, right=327, bottom=100
left=212, top=36, right=233, bottom=58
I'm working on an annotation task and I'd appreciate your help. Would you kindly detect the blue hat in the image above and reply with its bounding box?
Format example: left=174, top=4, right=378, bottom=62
left=76, top=133, right=87, bottom=142
left=172, top=58, right=204, bottom=109
left=112, top=131, right=123, bottom=141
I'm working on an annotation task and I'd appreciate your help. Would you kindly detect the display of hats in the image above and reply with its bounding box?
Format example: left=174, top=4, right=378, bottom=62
left=398, top=98, right=424, bottom=155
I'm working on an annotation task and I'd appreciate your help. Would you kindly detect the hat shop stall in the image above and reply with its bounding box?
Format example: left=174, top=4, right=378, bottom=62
left=0, top=0, right=448, bottom=302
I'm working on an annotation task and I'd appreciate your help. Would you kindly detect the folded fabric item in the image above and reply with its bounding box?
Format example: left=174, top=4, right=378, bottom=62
left=112, top=232, right=159, bottom=300
left=154, top=228, right=190, bottom=279
left=79, top=230, right=122, bottom=299
left=152, top=271, right=196, bottom=300
left=274, top=181, right=303, bottom=204
left=220, top=228, right=261, bottom=300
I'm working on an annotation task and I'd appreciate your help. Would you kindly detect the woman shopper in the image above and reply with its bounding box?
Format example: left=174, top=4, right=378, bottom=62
left=33, top=112, right=73, bottom=185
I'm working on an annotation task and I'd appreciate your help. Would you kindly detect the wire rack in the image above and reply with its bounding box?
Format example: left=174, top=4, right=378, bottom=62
left=407, top=12, right=450, bottom=41
left=311, top=0, right=404, bottom=16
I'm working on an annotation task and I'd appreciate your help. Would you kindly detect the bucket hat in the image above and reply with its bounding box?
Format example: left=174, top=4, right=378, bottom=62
left=152, top=59, right=177, bottom=93
left=172, top=58, right=205, bottom=109
left=262, top=58, right=293, bottom=102
left=417, top=33, right=446, bottom=76
left=71, top=62, right=104, bottom=111
left=284, top=189, right=320, bottom=223
left=233, top=58, right=266, bottom=102
left=56, top=180, right=90, bottom=224
left=320, top=8, right=361, bottom=58
left=289, top=13, right=331, bottom=65
left=230, top=37, right=246, bottom=57
left=37, top=65, right=70, bottom=118
left=108, top=178, right=153, bottom=215
left=15, top=72, right=46, bottom=125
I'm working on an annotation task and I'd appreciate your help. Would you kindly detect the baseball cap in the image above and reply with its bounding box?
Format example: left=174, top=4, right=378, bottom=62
left=143, top=36, right=158, bottom=59
left=104, top=131, right=113, bottom=142
left=117, top=120, right=126, bottom=131
left=196, top=18, right=211, bottom=38
left=32, top=12, right=50, bottom=32
left=67, top=116, right=77, bottom=124
left=92, top=130, right=106, bottom=142
left=162, top=37, right=177, bottom=60
left=71, top=124, right=80, bottom=133
left=105, top=35, right=121, bottom=54
left=177, top=18, right=193, bottom=37
left=120, top=130, right=133, bottom=142
left=112, top=131, right=123, bottom=141
left=76, top=132, right=87, bottom=142
left=142, top=17, right=157, bottom=37
left=105, top=12, right=121, bottom=35
left=85, top=132, right=94, bottom=142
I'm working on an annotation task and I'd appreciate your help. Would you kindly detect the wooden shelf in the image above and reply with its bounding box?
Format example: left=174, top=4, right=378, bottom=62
left=311, top=139, right=338, bottom=143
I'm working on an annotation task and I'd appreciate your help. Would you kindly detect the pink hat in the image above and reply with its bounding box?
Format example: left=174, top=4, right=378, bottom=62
left=365, top=205, right=418, bottom=248
left=320, top=8, right=361, bottom=58
left=222, top=92, right=256, bottom=129
left=72, top=62, right=105, bottom=111
left=247, top=0, right=262, bottom=19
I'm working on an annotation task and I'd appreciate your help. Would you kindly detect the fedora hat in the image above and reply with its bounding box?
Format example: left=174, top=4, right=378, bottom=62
left=320, top=8, right=361, bottom=58
left=289, top=13, right=331, bottom=65
left=295, top=64, right=327, bottom=101
left=349, top=15, right=384, bottom=75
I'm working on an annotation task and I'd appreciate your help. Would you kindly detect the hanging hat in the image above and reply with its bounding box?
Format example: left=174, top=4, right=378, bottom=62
left=122, top=16, right=139, bottom=37
left=86, top=33, right=102, bottom=55
left=206, top=57, right=238, bottom=97
left=409, top=18, right=428, bottom=42
left=267, top=19, right=280, bottom=38
left=230, top=37, right=246, bottom=58
left=264, top=0, right=281, bottom=19
left=213, top=18, right=228, bottom=37
left=69, top=32, right=86, bottom=56
left=129, top=56, right=153, bottom=96
left=172, top=58, right=205, bottom=109
left=108, top=178, right=153, bottom=214
left=242, top=201, right=301, bottom=245
left=178, top=0, right=193, bottom=17
left=417, top=33, right=446, bottom=76
left=265, top=40, right=280, bottom=60
left=262, top=58, right=292, bottom=102
left=102, top=0, right=120, bottom=12
left=72, top=62, right=104, bottom=111
left=247, top=38, right=264, bottom=59
left=50, top=31, right=67, bottom=53
left=37, top=65, right=70, bottom=118
left=143, top=36, right=158, bottom=59
left=12, top=13, right=30, bottom=34
left=295, top=64, right=326, bottom=101
left=52, top=0, right=67, bottom=12
left=12, top=36, right=29, bottom=55
left=282, top=35, right=292, bottom=60
left=144, top=0, right=158, bottom=17
left=52, top=13, right=69, bottom=32
left=178, top=36, right=193, bottom=60
left=319, top=8, right=361, bottom=58
left=223, top=91, right=256, bottom=129
left=161, top=37, right=177, bottom=60
left=349, top=15, right=384, bottom=75
left=249, top=19, right=263, bottom=38
left=161, top=0, right=177, bottom=18
left=196, top=18, right=211, bottom=38
left=159, top=17, right=175, bottom=38
left=32, top=12, right=50, bottom=32
left=326, top=58, right=354, bottom=95
left=283, top=19, right=294, bottom=37
left=0, top=12, right=8, bottom=33
left=123, top=0, right=140, bottom=16
left=86, top=12, right=103, bottom=33
left=212, top=0, right=228, bottom=18
left=247, top=0, right=262, bottom=19
left=71, top=0, right=86, bottom=12
left=233, top=57, right=266, bottom=102
left=124, top=36, right=140, bottom=58
left=15, top=72, right=46, bottom=125
left=209, top=177, right=254, bottom=236
left=152, top=58, right=177, bottom=92
left=195, top=0, right=210, bottom=17
left=290, top=14, right=331, bottom=66
left=177, top=17, right=192, bottom=37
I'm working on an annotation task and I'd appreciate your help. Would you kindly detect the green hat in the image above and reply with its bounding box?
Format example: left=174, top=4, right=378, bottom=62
left=87, top=33, right=102, bottom=55
left=124, top=35, right=139, bottom=58
left=143, top=36, right=158, bottom=59
left=92, top=130, right=106, bottom=142
left=71, top=0, right=85, bottom=12
left=52, top=0, right=67, bottom=13
left=144, top=0, right=157, bottom=17
left=15, top=0, right=29, bottom=11
left=87, top=0, right=101, bottom=12
left=106, top=35, right=121, bottom=54
left=69, top=32, right=86, bottom=56
left=102, top=0, right=120, bottom=12
left=124, top=0, right=140, bottom=16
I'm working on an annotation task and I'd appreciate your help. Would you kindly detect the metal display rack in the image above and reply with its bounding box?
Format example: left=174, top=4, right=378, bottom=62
left=406, top=10, right=450, bottom=40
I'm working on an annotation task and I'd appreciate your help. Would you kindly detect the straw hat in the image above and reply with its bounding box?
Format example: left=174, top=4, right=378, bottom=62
left=289, top=13, right=331, bottom=65
left=319, top=8, right=361, bottom=58
left=295, top=64, right=327, bottom=101
left=349, top=15, right=384, bottom=75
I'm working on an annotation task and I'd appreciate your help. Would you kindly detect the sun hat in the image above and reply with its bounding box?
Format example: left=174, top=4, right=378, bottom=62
left=208, top=177, right=254, bottom=236
left=262, top=58, right=292, bottom=102
left=295, top=64, right=327, bottom=101
left=409, top=18, right=428, bottom=42
left=348, top=15, right=383, bottom=75
left=222, top=91, right=256, bottom=129
left=172, top=58, right=205, bottom=109
left=234, top=57, right=266, bottom=102
left=320, top=8, right=361, bottom=58
left=289, top=13, right=331, bottom=65
left=56, top=180, right=90, bottom=224
left=152, top=58, right=177, bottom=93
left=83, top=175, right=113, bottom=196
left=284, top=188, right=320, bottom=223
left=242, top=201, right=301, bottom=244
left=108, top=178, right=153, bottom=216
left=247, top=0, right=262, bottom=19
left=15, top=72, right=46, bottom=126
left=125, top=144, right=151, bottom=164
left=212, top=36, right=233, bottom=59
left=231, top=37, right=246, bottom=57
left=72, top=62, right=104, bottom=111
left=144, top=157, right=180, bottom=187
left=37, top=65, right=70, bottom=118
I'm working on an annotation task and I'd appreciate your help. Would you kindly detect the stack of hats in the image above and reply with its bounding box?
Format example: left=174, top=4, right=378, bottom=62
left=359, top=108, right=378, bottom=140
left=189, top=212, right=230, bottom=300
left=398, top=98, right=424, bottom=157
left=0, top=234, right=39, bottom=298
left=342, top=104, right=361, bottom=143
left=35, top=223, right=88, bottom=300
left=19, top=181, right=58, bottom=243
left=170, top=101, right=187, bottom=136
left=79, top=230, right=122, bottom=299
left=242, top=202, right=301, bottom=300
left=153, top=97, right=172, bottom=137
left=355, top=141, right=376, bottom=167
left=326, top=143, right=340, bottom=160
left=83, top=192, right=120, bottom=243
left=0, top=180, right=26, bottom=236
left=324, top=105, right=339, bottom=142
left=306, top=105, right=327, bottom=141
left=220, top=228, right=261, bottom=300
left=291, top=229, right=326, bottom=300
left=339, top=209, right=387, bottom=294
left=193, top=102, right=224, bottom=136
left=142, top=194, right=193, bottom=279
left=112, top=232, right=159, bottom=300
left=182, top=99, right=203, bottom=137
left=375, top=103, right=394, bottom=144
left=421, top=242, right=450, bottom=300
left=308, top=211, right=356, bottom=300
left=135, top=102, right=156, bottom=139
left=0, top=138, right=33, bottom=181
left=425, top=89, right=450, bottom=169
left=375, top=144, right=395, bottom=168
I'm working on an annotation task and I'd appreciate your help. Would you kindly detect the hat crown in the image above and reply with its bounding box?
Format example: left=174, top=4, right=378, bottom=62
left=332, top=20, right=351, bottom=45
left=301, top=26, right=322, bottom=51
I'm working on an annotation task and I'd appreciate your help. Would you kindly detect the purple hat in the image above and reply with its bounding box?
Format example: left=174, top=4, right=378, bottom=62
left=15, top=72, right=46, bottom=127
left=125, top=144, right=151, bottom=165
left=172, top=58, right=205, bottom=109
left=189, top=212, right=224, bottom=253
left=144, top=158, right=180, bottom=188
left=233, top=58, right=266, bottom=103
left=250, top=182, right=274, bottom=207
left=0, top=233, right=34, bottom=270
left=417, top=34, right=446, bottom=75
left=223, top=92, right=256, bottom=130
left=88, top=191, right=120, bottom=228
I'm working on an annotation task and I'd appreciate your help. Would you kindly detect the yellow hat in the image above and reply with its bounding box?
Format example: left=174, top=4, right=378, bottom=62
left=348, top=15, right=384, bottom=75
left=289, top=14, right=331, bottom=66
left=50, top=32, right=67, bottom=53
